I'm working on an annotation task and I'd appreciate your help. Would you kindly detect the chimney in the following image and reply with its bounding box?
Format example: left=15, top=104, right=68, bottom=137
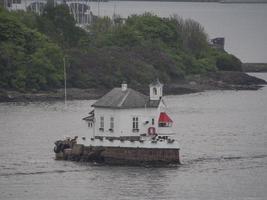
left=121, top=81, right=127, bottom=91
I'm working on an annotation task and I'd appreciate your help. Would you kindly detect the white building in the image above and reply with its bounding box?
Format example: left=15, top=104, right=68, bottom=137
left=85, top=80, right=174, bottom=138
left=4, top=0, right=92, bottom=26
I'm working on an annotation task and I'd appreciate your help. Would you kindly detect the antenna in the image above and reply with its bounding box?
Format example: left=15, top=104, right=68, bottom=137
left=63, top=56, right=67, bottom=107
left=97, top=0, right=100, bottom=17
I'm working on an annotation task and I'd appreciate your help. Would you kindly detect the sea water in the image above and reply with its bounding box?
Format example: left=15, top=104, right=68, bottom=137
left=0, top=73, right=266, bottom=200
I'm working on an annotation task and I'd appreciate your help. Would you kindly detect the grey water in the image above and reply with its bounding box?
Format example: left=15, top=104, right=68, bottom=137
left=0, top=73, right=267, bottom=200
left=90, top=1, right=267, bottom=63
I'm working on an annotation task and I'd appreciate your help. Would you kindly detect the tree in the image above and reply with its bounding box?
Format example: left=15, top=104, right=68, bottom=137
left=0, top=8, right=64, bottom=91
left=39, top=4, right=85, bottom=48
left=216, top=54, right=242, bottom=71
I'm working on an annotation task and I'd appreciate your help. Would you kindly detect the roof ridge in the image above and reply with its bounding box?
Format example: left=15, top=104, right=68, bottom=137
left=117, top=89, right=130, bottom=107
left=92, top=87, right=160, bottom=108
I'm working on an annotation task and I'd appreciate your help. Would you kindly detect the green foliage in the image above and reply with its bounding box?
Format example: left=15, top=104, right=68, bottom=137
left=170, top=15, right=209, bottom=56
left=85, top=14, right=220, bottom=76
left=38, top=4, right=86, bottom=48
left=0, top=7, right=242, bottom=92
left=125, top=13, right=177, bottom=45
left=216, top=53, right=242, bottom=71
left=0, top=7, right=63, bottom=91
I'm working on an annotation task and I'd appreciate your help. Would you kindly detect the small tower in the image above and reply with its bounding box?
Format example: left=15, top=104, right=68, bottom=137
left=149, top=79, right=163, bottom=100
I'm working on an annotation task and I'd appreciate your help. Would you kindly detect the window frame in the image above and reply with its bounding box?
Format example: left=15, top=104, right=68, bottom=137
left=99, top=116, right=104, bottom=131
left=109, top=117, right=114, bottom=132
left=153, top=87, right=157, bottom=95
left=132, top=117, right=139, bottom=132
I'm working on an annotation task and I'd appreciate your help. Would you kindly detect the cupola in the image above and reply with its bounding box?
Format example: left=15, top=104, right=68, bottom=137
left=149, top=79, right=163, bottom=100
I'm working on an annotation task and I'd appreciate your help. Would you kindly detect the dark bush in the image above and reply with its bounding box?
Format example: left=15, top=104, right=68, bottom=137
left=216, top=54, right=242, bottom=71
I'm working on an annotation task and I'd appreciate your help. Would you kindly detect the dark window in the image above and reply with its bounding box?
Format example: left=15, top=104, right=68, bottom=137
left=110, top=117, right=114, bottom=132
left=132, top=117, right=139, bottom=132
left=159, top=122, right=172, bottom=127
left=88, top=122, right=93, bottom=127
left=100, top=116, right=104, bottom=131
left=153, top=87, right=157, bottom=95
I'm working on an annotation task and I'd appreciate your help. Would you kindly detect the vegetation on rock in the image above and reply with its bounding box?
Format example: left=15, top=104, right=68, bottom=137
left=0, top=5, right=242, bottom=92
left=0, top=6, right=64, bottom=91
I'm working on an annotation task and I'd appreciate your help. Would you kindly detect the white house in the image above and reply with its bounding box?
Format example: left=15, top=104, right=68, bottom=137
left=85, top=80, right=174, bottom=138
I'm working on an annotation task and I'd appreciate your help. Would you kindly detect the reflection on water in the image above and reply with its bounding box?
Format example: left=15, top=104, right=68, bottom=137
left=0, top=73, right=267, bottom=200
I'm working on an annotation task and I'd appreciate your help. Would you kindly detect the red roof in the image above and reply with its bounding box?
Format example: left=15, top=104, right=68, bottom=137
left=158, top=112, right=173, bottom=123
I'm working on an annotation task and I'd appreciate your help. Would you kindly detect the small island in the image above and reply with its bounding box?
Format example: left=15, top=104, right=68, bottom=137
left=0, top=5, right=266, bottom=102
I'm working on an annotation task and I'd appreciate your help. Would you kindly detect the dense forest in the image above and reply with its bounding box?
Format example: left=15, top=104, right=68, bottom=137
left=0, top=5, right=242, bottom=92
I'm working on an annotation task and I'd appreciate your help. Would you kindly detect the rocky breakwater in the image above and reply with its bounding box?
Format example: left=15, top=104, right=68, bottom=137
left=54, top=136, right=180, bottom=166
left=165, top=71, right=267, bottom=95
left=0, top=88, right=107, bottom=102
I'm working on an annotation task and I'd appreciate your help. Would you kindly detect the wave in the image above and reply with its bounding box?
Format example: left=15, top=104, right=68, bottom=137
left=0, top=168, right=90, bottom=177
left=1, top=154, right=266, bottom=176
left=185, top=154, right=267, bottom=165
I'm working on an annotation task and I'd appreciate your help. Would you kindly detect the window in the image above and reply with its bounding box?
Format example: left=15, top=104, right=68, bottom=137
left=109, top=117, right=114, bottom=132
left=132, top=117, right=139, bottom=132
left=88, top=122, right=93, bottom=128
left=152, top=118, right=155, bottom=125
left=99, top=116, right=104, bottom=131
left=153, top=87, right=157, bottom=95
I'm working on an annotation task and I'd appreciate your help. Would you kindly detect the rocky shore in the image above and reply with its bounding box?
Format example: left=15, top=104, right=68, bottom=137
left=242, top=63, right=267, bottom=72
left=0, top=72, right=266, bottom=102
left=166, top=71, right=267, bottom=95
left=0, top=88, right=108, bottom=102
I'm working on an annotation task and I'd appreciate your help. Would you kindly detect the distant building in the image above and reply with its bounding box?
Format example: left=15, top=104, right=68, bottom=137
left=209, top=37, right=225, bottom=50
left=3, top=0, right=92, bottom=26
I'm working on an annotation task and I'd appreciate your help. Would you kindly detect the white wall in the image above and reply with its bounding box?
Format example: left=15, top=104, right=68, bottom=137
left=149, top=85, right=162, bottom=100
left=93, top=104, right=165, bottom=137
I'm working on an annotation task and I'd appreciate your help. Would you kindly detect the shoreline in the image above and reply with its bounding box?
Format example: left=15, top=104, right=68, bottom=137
left=242, top=63, right=267, bottom=72
left=0, top=71, right=266, bottom=103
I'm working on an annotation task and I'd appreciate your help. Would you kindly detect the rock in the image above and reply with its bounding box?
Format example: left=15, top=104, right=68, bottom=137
left=55, top=152, right=64, bottom=160
left=0, top=72, right=266, bottom=102
left=71, top=144, right=84, bottom=156
left=205, top=71, right=267, bottom=85
left=242, top=63, right=267, bottom=72
left=189, top=81, right=197, bottom=85
left=0, top=88, right=106, bottom=102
